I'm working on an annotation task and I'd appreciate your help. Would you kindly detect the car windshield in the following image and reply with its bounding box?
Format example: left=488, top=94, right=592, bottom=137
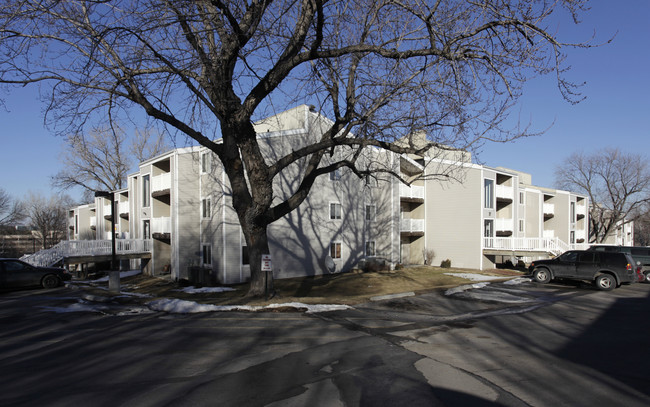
left=558, top=251, right=578, bottom=262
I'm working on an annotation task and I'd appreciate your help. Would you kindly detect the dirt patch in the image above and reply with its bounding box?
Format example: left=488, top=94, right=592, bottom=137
left=105, top=265, right=525, bottom=307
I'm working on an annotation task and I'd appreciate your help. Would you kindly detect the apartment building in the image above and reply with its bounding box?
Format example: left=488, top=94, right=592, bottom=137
left=60, top=105, right=589, bottom=283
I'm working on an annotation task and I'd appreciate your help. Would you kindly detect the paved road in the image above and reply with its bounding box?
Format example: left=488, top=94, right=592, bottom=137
left=1, top=280, right=649, bottom=406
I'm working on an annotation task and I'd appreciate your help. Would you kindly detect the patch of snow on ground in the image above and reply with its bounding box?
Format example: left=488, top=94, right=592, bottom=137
left=445, top=282, right=490, bottom=296
left=147, top=298, right=350, bottom=314
left=503, top=277, right=532, bottom=285
left=175, top=286, right=236, bottom=294
left=444, top=273, right=509, bottom=282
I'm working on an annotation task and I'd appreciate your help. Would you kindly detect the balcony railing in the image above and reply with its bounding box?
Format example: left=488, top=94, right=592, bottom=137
left=90, top=217, right=97, bottom=228
left=576, top=205, right=587, bottom=216
left=496, top=218, right=513, bottom=231
left=22, top=239, right=153, bottom=267
left=496, top=184, right=513, bottom=200
left=152, top=173, right=171, bottom=192
left=543, top=203, right=555, bottom=215
left=400, top=218, right=424, bottom=233
left=484, top=237, right=570, bottom=255
left=399, top=184, right=424, bottom=200
left=152, top=216, right=171, bottom=234
left=118, top=201, right=129, bottom=214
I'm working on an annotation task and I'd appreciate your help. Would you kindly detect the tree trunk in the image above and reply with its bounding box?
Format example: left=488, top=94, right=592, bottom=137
left=244, top=222, right=274, bottom=297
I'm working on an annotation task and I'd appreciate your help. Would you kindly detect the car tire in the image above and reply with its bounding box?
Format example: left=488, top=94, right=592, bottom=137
left=595, top=274, right=615, bottom=291
left=41, top=274, right=60, bottom=289
left=644, top=271, right=650, bottom=284
left=532, top=268, right=551, bottom=284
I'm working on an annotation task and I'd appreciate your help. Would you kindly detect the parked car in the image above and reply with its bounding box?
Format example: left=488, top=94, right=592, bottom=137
left=0, top=258, right=71, bottom=289
left=588, top=245, right=650, bottom=283
left=529, top=250, right=639, bottom=291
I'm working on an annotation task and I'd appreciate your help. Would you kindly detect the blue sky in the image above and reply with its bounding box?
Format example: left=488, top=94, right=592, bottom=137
left=1, top=0, right=648, bottom=202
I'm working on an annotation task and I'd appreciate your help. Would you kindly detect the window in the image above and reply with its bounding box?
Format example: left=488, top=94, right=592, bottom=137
left=365, top=241, right=376, bottom=257
left=142, top=174, right=151, bottom=208
left=519, top=192, right=525, bottom=205
left=202, top=244, right=212, bottom=266
left=330, top=202, right=342, bottom=220
left=330, top=169, right=341, bottom=181
left=518, top=219, right=525, bottom=233
left=570, top=202, right=576, bottom=223
left=330, top=242, right=342, bottom=259
left=365, top=204, right=376, bottom=221
left=484, top=219, right=494, bottom=238
left=242, top=246, right=250, bottom=265
left=143, top=220, right=151, bottom=239
left=570, top=231, right=575, bottom=244
left=202, top=197, right=211, bottom=218
left=201, top=152, right=211, bottom=174
left=484, top=179, right=493, bottom=209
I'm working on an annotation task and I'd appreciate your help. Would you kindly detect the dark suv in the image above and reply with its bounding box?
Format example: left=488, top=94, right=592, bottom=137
left=529, top=250, right=639, bottom=291
left=588, top=245, right=650, bottom=283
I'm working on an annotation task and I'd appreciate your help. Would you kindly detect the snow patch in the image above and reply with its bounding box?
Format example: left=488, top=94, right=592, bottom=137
left=445, top=282, right=490, bottom=296
left=147, top=298, right=351, bottom=314
left=91, top=269, right=142, bottom=282
left=175, top=286, right=236, bottom=294
left=444, top=273, right=509, bottom=282
left=503, top=277, right=532, bottom=285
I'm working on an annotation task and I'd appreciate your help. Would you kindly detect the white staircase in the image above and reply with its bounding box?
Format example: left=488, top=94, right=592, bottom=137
left=21, top=239, right=152, bottom=267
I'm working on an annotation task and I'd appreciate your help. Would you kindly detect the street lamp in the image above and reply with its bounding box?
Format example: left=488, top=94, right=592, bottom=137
left=94, top=190, right=117, bottom=272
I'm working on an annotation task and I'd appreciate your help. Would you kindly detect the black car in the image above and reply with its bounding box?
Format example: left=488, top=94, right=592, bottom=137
left=588, top=245, right=650, bottom=283
left=0, top=258, right=71, bottom=289
left=529, top=250, right=639, bottom=291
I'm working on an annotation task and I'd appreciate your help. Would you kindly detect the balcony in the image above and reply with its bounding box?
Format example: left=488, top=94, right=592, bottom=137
left=118, top=201, right=129, bottom=219
left=543, top=203, right=555, bottom=219
left=90, top=217, right=97, bottom=229
left=576, top=204, right=587, bottom=219
left=152, top=173, right=171, bottom=195
left=496, top=185, right=513, bottom=202
left=400, top=218, right=424, bottom=237
left=152, top=216, right=171, bottom=241
left=399, top=184, right=424, bottom=203
left=496, top=218, right=513, bottom=232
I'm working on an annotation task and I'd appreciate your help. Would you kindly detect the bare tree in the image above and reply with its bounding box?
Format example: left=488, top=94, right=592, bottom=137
left=52, top=126, right=170, bottom=198
left=0, top=188, right=23, bottom=228
left=555, top=148, right=650, bottom=243
left=0, top=0, right=594, bottom=296
left=24, top=192, right=74, bottom=250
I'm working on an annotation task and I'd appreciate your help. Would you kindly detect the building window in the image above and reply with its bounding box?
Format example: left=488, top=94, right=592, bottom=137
left=202, top=244, right=212, bottom=266
left=365, top=241, right=376, bottom=257
left=143, top=220, right=151, bottom=239
left=142, top=174, right=151, bottom=208
left=570, top=202, right=576, bottom=223
left=570, top=231, right=575, bottom=244
left=519, top=191, right=525, bottom=205
left=201, top=152, right=211, bottom=174
left=242, top=246, right=250, bottom=265
left=484, top=179, right=493, bottom=209
left=365, top=204, right=376, bottom=221
left=330, top=169, right=341, bottom=181
left=330, top=242, right=342, bottom=259
left=519, top=219, right=525, bottom=233
left=330, top=202, right=342, bottom=220
left=484, top=219, right=493, bottom=238
left=202, top=197, right=211, bottom=218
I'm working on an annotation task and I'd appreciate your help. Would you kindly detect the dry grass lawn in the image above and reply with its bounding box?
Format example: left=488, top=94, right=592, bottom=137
left=117, top=266, right=524, bottom=306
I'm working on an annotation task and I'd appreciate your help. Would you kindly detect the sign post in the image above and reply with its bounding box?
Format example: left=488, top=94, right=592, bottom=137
left=261, top=254, right=272, bottom=299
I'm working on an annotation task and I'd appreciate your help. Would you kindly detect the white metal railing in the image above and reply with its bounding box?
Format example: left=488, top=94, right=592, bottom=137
left=152, top=172, right=171, bottom=192
left=483, top=237, right=570, bottom=256
left=496, top=218, right=513, bottom=231
left=21, top=239, right=153, bottom=267
left=496, top=184, right=513, bottom=200
left=152, top=217, right=171, bottom=234
left=400, top=218, right=424, bottom=233
left=543, top=203, right=555, bottom=214
left=399, top=184, right=424, bottom=200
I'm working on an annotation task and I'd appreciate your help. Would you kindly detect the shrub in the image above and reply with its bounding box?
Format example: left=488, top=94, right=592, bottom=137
left=422, top=248, right=435, bottom=265
left=440, top=259, right=452, bottom=268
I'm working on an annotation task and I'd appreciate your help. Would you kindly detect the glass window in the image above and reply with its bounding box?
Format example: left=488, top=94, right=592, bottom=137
left=242, top=246, right=250, bottom=265
left=518, top=219, right=524, bottom=233
left=142, top=174, right=150, bottom=208
left=365, top=204, right=376, bottom=221
left=330, top=169, right=341, bottom=181
left=365, top=241, right=376, bottom=257
left=201, top=152, right=211, bottom=174
left=143, top=220, right=151, bottom=239
left=484, top=179, right=493, bottom=209
left=330, top=242, right=342, bottom=259
left=202, top=198, right=211, bottom=218
left=570, top=202, right=576, bottom=223
left=330, top=203, right=342, bottom=220
left=202, top=244, right=212, bottom=266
